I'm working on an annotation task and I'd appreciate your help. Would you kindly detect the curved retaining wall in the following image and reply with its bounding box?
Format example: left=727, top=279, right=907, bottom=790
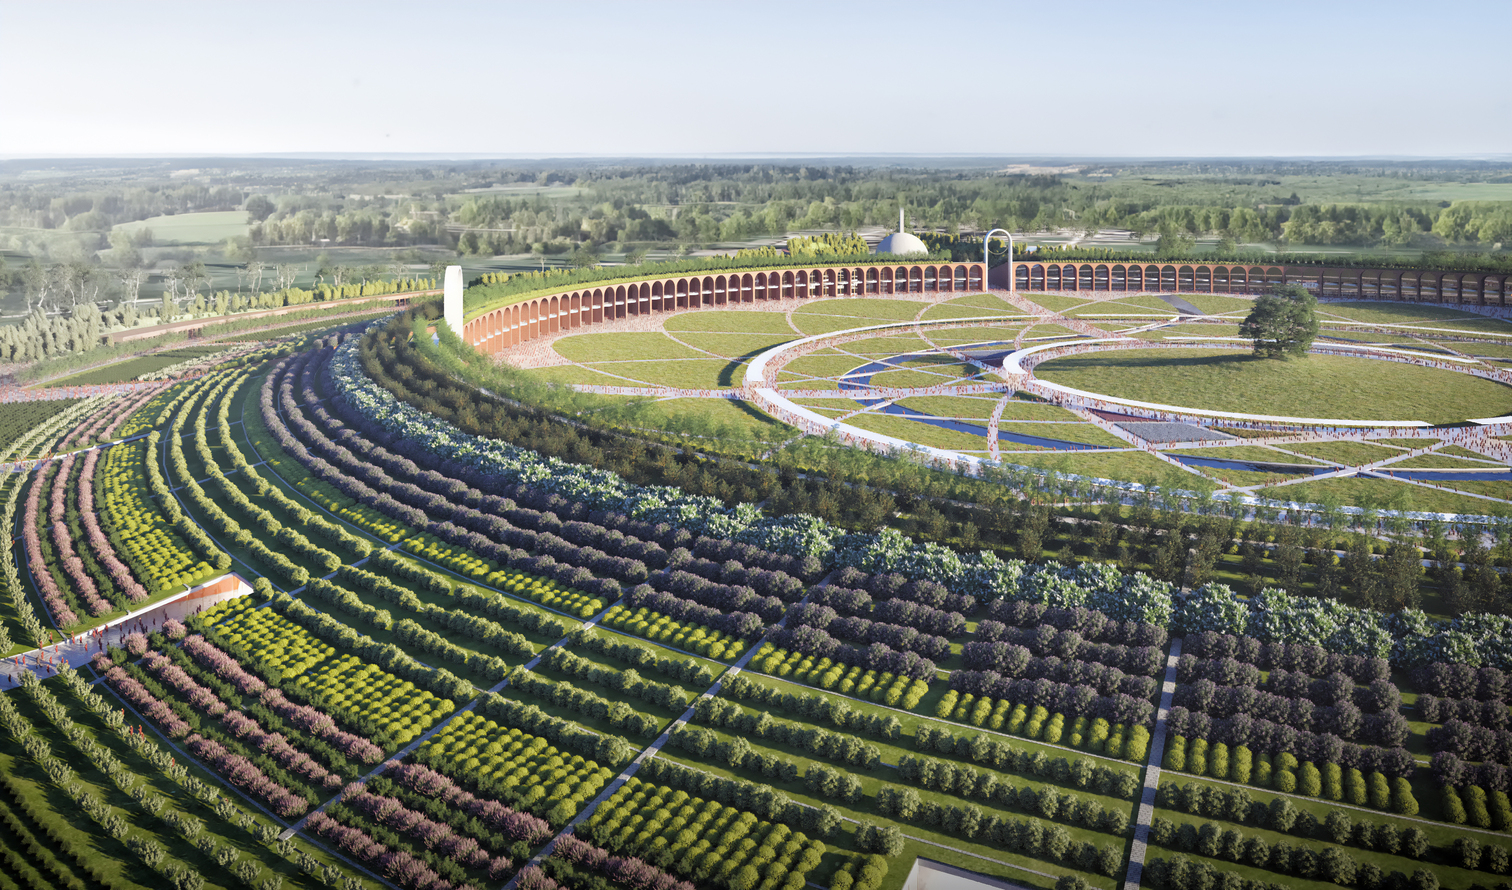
left=1007, top=260, right=1510, bottom=304
left=461, top=262, right=986, bottom=353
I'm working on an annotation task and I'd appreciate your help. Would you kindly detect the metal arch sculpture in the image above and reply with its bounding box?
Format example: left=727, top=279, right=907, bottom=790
left=984, top=228, right=1015, bottom=292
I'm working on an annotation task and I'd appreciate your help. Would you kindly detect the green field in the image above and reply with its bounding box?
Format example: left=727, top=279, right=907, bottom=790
left=1167, top=444, right=1326, bottom=465
left=1318, top=302, right=1499, bottom=326
left=1036, top=347, right=1512, bottom=424
left=1022, top=294, right=1093, bottom=313
left=663, top=310, right=800, bottom=335
left=670, top=331, right=796, bottom=358
left=553, top=332, right=706, bottom=363
left=111, top=210, right=249, bottom=244
left=1272, top=475, right=1505, bottom=515
left=51, top=345, right=230, bottom=385
left=998, top=422, right=1127, bottom=447
left=844, top=412, right=994, bottom=452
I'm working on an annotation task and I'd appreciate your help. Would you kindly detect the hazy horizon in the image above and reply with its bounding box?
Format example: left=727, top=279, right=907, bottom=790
left=3, top=0, right=1509, bottom=158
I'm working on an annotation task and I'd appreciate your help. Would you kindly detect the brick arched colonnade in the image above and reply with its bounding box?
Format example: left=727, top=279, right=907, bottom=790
left=462, top=262, right=985, bottom=353
left=1010, top=261, right=1511, bottom=305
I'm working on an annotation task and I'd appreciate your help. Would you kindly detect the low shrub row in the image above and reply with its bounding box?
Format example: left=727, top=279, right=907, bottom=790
left=582, top=777, right=825, bottom=890
left=1164, top=736, right=1417, bottom=814
left=508, top=669, right=664, bottom=738
left=752, top=645, right=929, bottom=709
left=766, top=624, right=935, bottom=681
left=1151, top=822, right=1425, bottom=889
left=1173, top=678, right=1408, bottom=745
left=269, top=592, right=478, bottom=702
left=935, top=690, right=1149, bottom=760
left=1159, top=780, right=1433, bottom=854
left=1165, top=708, right=1417, bottom=779
left=600, top=604, right=745, bottom=661
left=568, top=628, right=719, bottom=688
left=876, top=786, right=1125, bottom=877
left=1184, top=631, right=1392, bottom=683
left=476, top=691, right=638, bottom=768
left=538, top=646, right=690, bottom=711
left=413, top=710, right=612, bottom=826
left=892, top=753, right=1132, bottom=836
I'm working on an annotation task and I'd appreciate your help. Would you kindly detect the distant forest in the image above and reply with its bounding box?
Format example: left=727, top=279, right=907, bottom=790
left=0, top=157, right=1508, bottom=319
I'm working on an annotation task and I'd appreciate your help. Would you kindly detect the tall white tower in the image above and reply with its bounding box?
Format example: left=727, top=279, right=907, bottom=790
left=443, top=265, right=463, bottom=335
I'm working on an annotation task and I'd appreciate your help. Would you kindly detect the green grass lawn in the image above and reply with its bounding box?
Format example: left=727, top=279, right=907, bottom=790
left=843, top=412, right=994, bottom=452
left=1408, top=317, right=1512, bottom=336
left=1071, top=308, right=1175, bottom=319
left=869, top=358, right=981, bottom=388
left=1201, top=467, right=1314, bottom=487
left=1270, top=476, right=1503, bottom=515
left=792, top=298, right=931, bottom=321
left=1154, top=323, right=1245, bottom=337
left=1022, top=294, right=1092, bottom=313
left=1445, top=340, right=1512, bottom=359
left=1424, top=477, right=1512, bottom=501
left=793, top=404, right=850, bottom=417
left=833, top=334, right=938, bottom=356
left=1001, top=450, right=1193, bottom=488
left=668, top=331, right=796, bottom=358
left=1319, top=301, right=1494, bottom=326
left=1022, top=323, right=1085, bottom=339
left=894, top=395, right=1003, bottom=419
left=1372, top=437, right=1436, bottom=448
left=1387, top=452, right=1501, bottom=469
left=931, top=293, right=1023, bottom=314
left=788, top=313, right=895, bottom=336
left=112, top=210, right=249, bottom=245
left=1280, top=441, right=1408, bottom=465
left=663, top=309, right=800, bottom=335
left=626, top=396, right=791, bottom=442
left=518, top=364, right=634, bottom=386
left=1436, top=444, right=1503, bottom=461
left=52, top=346, right=230, bottom=386
left=552, top=332, right=707, bottom=363
left=781, top=353, right=869, bottom=381
left=1166, top=445, right=1326, bottom=465
left=1036, top=348, right=1512, bottom=424
left=920, top=303, right=1023, bottom=321
left=998, top=422, right=1128, bottom=447
left=922, top=325, right=1029, bottom=345
left=581, top=358, right=733, bottom=388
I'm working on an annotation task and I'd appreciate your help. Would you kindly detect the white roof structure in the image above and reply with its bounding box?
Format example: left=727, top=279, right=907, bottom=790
left=874, top=207, right=928, bottom=256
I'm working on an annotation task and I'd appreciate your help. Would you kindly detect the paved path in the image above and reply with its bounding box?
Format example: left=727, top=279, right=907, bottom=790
left=1, top=577, right=250, bottom=691
left=500, top=602, right=783, bottom=890
left=277, top=589, right=626, bottom=841
left=1123, top=636, right=1181, bottom=890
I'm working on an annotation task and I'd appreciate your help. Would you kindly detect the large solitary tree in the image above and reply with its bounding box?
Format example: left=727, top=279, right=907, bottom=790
left=1240, top=283, right=1319, bottom=358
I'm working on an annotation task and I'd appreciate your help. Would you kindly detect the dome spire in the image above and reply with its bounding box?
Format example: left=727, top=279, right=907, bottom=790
left=899, top=207, right=905, bottom=234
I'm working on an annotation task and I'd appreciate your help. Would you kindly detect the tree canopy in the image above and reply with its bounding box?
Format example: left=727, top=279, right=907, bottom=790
left=1239, top=284, right=1319, bottom=358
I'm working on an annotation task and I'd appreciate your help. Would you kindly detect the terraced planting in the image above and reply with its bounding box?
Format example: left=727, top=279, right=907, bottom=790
left=5, top=292, right=1512, bottom=890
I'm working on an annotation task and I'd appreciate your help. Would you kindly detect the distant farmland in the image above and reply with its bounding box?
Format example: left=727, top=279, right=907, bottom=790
left=113, top=210, right=248, bottom=244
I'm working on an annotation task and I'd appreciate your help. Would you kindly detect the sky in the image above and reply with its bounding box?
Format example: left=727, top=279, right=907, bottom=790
left=2, top=0, right=1509, bottom=160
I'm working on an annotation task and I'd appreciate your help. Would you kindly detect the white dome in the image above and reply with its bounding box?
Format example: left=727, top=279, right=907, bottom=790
left=874, top=232, right=928, bottom=255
